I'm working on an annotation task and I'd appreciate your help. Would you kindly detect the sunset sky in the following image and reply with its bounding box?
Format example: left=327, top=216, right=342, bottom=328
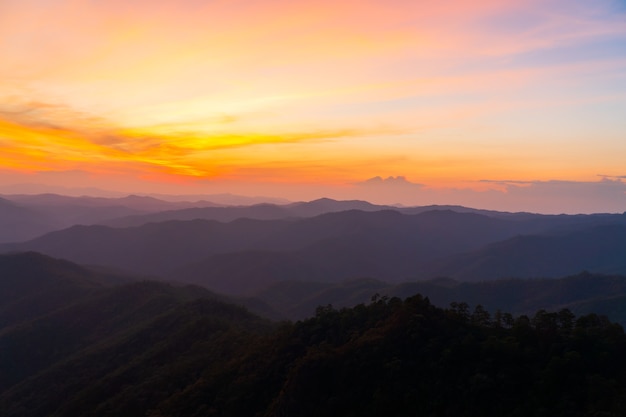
left=1, top=0, right=625, bottom=213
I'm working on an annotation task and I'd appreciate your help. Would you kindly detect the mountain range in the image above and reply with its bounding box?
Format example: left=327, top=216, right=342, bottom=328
left=1, top=252, right=626, bottom=416
left=0, top=194, right=222, bottom=243
left=2, top=197, right=625, bottom=296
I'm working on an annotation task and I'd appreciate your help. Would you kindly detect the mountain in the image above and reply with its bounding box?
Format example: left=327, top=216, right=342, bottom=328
left=253, top=272, right=626, bottom=325
left=4, top=209, right=526, bottom=284
left=0, top=252, right=130, bottom=328
left=2, top=286, right=626, bottom=417
left=4, top=193, right=222, bottom=212
left=0, top=197, right=57, bottom=243
left=101, top=197, right=554, bottom=229
left=102, top=203, right=294, bottom=227
left=0, top=283, right=272, bottom=409
left=147, top=192, right=291, bottom=206
left=1, top=218, right=293, bottom=275
left=100, top=197, right=395, bottom=228
left=167, top=210, right=626, bottom=294
left=285, top=197, right=393, bottom=216
left=424, top=224, right=626, bottom=280
left=0, top=253, right=275, bottom=415
left=0, top=252, right=278, bottom=328
left=5, top=209, right=626, bottom=295
left=174, top=250, right=330, bottom=295
left=0, top=193, right=225, bottom=243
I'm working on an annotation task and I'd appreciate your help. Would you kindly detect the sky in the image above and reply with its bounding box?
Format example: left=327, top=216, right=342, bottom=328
left=1, top=0, right=625, bottom=213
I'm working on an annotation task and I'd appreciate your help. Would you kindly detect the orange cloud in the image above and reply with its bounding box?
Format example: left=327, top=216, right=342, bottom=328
left=1, top=0, right=625, bottom=197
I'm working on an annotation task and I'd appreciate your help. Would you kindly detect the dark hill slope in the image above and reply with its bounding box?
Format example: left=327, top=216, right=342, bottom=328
left=0, top=280, right=222, bottom=392
left=0, top=252, right=133, bottom=328
left=0, top=284, right=271, bottom=416
left=3, top=294, right=626, bottom=417
left=254, top=272, right=626, bottom=325
left=0, top=253, right=276, bottom=396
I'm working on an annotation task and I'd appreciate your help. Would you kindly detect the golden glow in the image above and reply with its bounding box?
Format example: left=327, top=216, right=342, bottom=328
left=1, top=0, right=625, bottom=208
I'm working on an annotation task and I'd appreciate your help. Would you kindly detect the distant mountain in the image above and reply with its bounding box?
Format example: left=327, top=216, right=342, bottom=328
left=1, top=218, right=293, bottom=275
left=6, top=192, right=624, bottom=249
left=0, top=197, right=57, bottom=243
left=102, top=203, right=294, bottom=227
left=147, top=192, right=291, bottom=206
left=285, top=197, right=393, bottom=216
left=423, top=224, right=626, bottom=280
left=0, top=183, right=124, bottom=197
left=3, top=198, right=625, bottom=304
left=4, top=193, right=222, bottom=211
left=5, top=210, right=528, bottom=285
left=0, top=193, right=224, bottom=243
left=101, top=197, right=395, bottom=228
left=5, top=209, right=626, bottom=294
left=101, top=197, right=544, bottom=229
left=176, top=210, right=626, bottom=294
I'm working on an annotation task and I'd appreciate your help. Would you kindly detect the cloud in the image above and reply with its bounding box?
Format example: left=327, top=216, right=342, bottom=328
left=0, top=99, right=107, bottom=131
left=0, top=102, right=401, bottom=181
left=348, top=177, right=626, bottom=214
left=1, top=0, right=626, bottom=200
left=598, top=174, right=626, bottom=180
left=356, top=176, right=424, bottom=187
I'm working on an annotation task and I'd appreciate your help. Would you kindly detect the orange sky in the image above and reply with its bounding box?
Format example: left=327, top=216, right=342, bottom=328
left=1, top=0, right=625, bottom=212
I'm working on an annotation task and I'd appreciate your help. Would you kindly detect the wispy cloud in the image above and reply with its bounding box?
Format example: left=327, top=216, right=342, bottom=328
left=1, top=0, right=625, bottom=211
left=0, top=102, right=401, bottom=180
left=599, top=174, right=626, bottom=180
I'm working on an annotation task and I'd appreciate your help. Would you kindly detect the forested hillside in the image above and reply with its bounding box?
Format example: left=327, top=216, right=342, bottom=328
left=255, top=272, right=626, bottom=324
left=2, top=272, right=626, bottom=417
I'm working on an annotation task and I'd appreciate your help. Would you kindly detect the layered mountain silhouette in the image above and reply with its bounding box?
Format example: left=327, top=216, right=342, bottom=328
left=1, top=210, right=530, bottom=284
left=3, top=204, right=626, bottom=296
left=0, top=193, right=224, bottom=243
left=2, top=252, right=626, bottom=416
left=0, top=252, right=276, bottom=330
left=0, top=197, right=57, bottom=243
left=3, top=194, right=626, bottom=416
left=422, top=224, right=626, bottom=280
left=99, top=197, right=562, bottom=228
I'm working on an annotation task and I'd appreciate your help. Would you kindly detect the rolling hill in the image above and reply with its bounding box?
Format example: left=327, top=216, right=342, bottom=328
left=423, top=224, right=626, bottom=280
left=2, top=210, right=524, bottom=282
left=3, top=202, right=626, bottom=299
left=2, top=272, right=625, bottom=417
